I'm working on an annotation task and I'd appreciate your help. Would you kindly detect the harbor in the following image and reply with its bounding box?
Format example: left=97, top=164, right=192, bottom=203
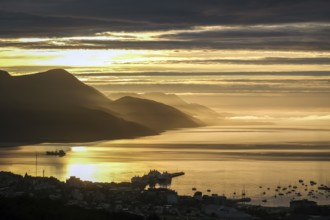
left=1, top=141, right=330, bottom=208
left=1, top=170, right=329, bottom=220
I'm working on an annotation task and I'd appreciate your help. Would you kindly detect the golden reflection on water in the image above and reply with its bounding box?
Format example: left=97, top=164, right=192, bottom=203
left=67, top=164, right=97, bottom=181
left=66, top=146, right=99, bottom=182
left=71, top=146, right=87, bottom=152
left=65, top=146, right=143, bottom=182
left=1, top=124, right=330, bottom=206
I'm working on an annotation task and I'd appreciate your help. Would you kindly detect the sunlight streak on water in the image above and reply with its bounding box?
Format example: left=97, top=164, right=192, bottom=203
left=1, top=122, right=330, bottom=207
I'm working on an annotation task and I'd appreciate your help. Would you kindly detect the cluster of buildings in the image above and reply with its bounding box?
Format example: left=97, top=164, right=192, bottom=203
left=0, top=171, right=329, bottom=219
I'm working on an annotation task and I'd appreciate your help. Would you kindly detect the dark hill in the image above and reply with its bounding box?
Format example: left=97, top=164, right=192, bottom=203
left=108, top=92, right=219, bottom=125
left=0, top=70, right=10, bottom=78
left=0, top=107, right=153, bottom=143
left=143, top=92, right=187, bottom=106
left=0, top=69, right=155, bottom=143
left=108, top=96, right=203, bottom=132
left=0, top=69, right=110, bottom=109
left=0, top=69, right=204, bottom=144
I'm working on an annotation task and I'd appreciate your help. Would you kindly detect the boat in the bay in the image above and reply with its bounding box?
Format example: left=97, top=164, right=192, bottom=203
left=46, top=150, right=66, bottom=157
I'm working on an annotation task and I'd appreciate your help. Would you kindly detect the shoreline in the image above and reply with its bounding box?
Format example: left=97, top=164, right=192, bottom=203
left=1, top=170, right=329, bottom=220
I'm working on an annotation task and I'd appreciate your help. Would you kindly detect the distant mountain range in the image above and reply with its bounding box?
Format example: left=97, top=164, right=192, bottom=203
left=0, top=69, right=205, bottom=144
left=108, top=92, right=220, bottom=124
left=108, top=96, right=202, bottom=132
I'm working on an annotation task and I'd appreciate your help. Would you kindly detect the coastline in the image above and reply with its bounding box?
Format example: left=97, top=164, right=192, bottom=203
left=1, top=170, right=329, bottom=220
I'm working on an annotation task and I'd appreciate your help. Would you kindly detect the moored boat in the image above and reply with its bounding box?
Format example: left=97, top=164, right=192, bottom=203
left=46, top=150, right=66, bottom=157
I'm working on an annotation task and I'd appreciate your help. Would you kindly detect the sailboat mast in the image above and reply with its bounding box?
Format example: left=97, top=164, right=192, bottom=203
left=35, top=152, right=38, bottom=177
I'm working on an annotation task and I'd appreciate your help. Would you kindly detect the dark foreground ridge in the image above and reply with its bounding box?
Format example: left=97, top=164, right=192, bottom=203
left=0, top=69, right=204, bottom=144
left=1, top=171, right=330, bottom=220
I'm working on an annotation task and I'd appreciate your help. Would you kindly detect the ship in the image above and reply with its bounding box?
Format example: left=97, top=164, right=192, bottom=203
left=46, top=150, right=66, bottom=157
left=131, top=170, right=185, bottom=189
left=318, top=186, right=330, bottom=191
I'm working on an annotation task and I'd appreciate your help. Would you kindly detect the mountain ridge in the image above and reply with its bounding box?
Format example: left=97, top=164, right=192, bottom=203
left=109, top=96, right=203, bottom=132
left=0, top=69, right=203, bottom=144
left=108, top=92, right=219, bottom=124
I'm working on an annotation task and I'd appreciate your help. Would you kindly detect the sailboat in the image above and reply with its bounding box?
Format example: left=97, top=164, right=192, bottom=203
left=46, top=149, right=66, bottom=157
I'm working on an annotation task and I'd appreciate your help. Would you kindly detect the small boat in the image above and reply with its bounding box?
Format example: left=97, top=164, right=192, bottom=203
left=46, top=150, right=66, bottom=157
left=318, top=186, right=330, bottom=191
left=262, top=199, right=267, bottom=203
left=310, top=180, right=317, bottom=186
left=207, top=189, right=211, bottom=192
left=192, top=187, right=197, bottom=191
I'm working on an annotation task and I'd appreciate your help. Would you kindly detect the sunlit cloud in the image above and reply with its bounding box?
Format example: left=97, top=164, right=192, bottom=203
left=2, top=46, right=330, bottom=75
left=289, top=115, right=330, bottom=121
left=228, top=115, right=273, bottom=120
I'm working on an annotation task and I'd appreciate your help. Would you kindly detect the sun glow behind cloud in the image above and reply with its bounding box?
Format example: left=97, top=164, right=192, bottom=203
left=1, top=48, right=330, bottom=75
left=0, top=21, right=329, bottom=74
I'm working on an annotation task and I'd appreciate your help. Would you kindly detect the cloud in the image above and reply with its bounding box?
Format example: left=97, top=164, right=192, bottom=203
left=0, top=10, right=143, bottom=38
left=227, top=115, right=273, bottom=120
left=0, top=0, right=330, bottom=37
left=287, top=115, right=330, bottom=121
left=115, top=57, right=330, bottom=65
left=1, top=1, right=329, bottom=52
left=84, top=75, right=330, bottom=94
left=1, top=22, right=329, bottom=51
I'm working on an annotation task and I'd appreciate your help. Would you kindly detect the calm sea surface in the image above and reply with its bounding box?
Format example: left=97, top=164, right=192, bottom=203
left=1, top=122, right=330, bottom=207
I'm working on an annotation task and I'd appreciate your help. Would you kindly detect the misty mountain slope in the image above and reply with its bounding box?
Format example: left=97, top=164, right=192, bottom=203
left=142, top=92, right=187, bottom=106
left=108, top=96, right=203, bottom=132
left=0, top=69, right=156, bottom=143
left=143, top=92, right=219, bottom=117
left=108, top=92, right=219, bottom=124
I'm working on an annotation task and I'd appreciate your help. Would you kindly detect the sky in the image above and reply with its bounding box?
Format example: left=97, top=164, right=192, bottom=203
left=1, top=0, right=330, bottom=112
left=0, top=0, right=330, bottom=74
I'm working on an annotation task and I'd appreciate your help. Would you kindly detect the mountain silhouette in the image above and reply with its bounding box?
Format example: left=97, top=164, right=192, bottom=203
left=108, top=96, right=203, bottom=132
left=108, top=92, right=219, bottom=124
left=0, top=69, right=154, bottom=143
left=0, top=70, right=10, bottom=78
left=0, top=69, right=110, bottom=109
left=0, top=69, right=203, bottom=144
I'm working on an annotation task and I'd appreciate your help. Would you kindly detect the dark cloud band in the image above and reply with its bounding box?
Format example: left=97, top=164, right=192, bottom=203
left=1, top=0, right=329, bottom=53
left=1, top=0, right=330, bottom=36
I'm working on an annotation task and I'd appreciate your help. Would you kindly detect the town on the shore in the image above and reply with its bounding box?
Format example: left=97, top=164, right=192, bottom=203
left=0, top=170, right=329, bottom=220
